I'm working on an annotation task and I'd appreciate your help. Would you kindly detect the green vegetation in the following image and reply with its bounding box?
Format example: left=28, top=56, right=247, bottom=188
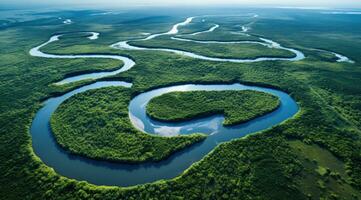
left=51, top=87, right=206, bottom=163
left=59, top=32, right=94, bottom=39
left=1, top=8, right=361, bottom=200
left=147, top=90, right=280, bottom=125
left=289, top=140, right=360, bottom=199
left=129, top=35, right=296, bottom=59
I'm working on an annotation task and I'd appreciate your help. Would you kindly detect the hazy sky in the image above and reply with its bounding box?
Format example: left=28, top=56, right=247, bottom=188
left=2, top=0, right=361, bottom=8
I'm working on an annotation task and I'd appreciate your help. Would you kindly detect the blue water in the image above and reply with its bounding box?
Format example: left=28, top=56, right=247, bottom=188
left=31, top=82, right=298, bottom=186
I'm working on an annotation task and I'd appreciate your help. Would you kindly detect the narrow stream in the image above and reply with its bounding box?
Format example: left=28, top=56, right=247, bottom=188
left=111, top=17, right=306, bottom=63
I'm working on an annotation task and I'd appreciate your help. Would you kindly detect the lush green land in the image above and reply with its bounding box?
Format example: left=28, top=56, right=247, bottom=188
left=289, top=140, right=360, bottom=199
left=1, top=8, right=361, bottom=200
left=51, top=87, right=206, bottom=163
left=147, top=90, right=280, bottom=126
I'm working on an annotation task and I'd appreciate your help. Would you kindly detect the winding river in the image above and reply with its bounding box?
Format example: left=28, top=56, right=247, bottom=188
left=110, top=17, right=306, bottom=63
left=29, top=32, right=135, bottom=85
left=29, top=16, right=351, bottom=186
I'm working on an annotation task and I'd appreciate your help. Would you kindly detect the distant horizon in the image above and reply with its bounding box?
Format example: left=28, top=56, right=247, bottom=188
left=1, top=0, right=361, bottom=10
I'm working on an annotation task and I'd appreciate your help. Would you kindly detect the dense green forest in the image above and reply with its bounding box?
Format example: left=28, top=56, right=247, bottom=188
left=51, top=87, right=206, bottom=163
left=147, top=90, right=280, bottom=125
left=0, top=8, right=361, bottom=200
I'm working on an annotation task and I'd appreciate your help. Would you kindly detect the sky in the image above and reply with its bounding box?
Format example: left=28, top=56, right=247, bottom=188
left=1, top=0, right=361, bottom=8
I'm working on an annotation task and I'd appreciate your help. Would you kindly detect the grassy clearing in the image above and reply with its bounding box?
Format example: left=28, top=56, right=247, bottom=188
left=289, top=140, right=361, bottom=199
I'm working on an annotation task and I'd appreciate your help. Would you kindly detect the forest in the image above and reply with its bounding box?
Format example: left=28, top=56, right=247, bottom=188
left=146, top=90, right=280, bottom=125
left=0, top=8, right=361, bottom=200
left=51, top=87, right=206, bottom=163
